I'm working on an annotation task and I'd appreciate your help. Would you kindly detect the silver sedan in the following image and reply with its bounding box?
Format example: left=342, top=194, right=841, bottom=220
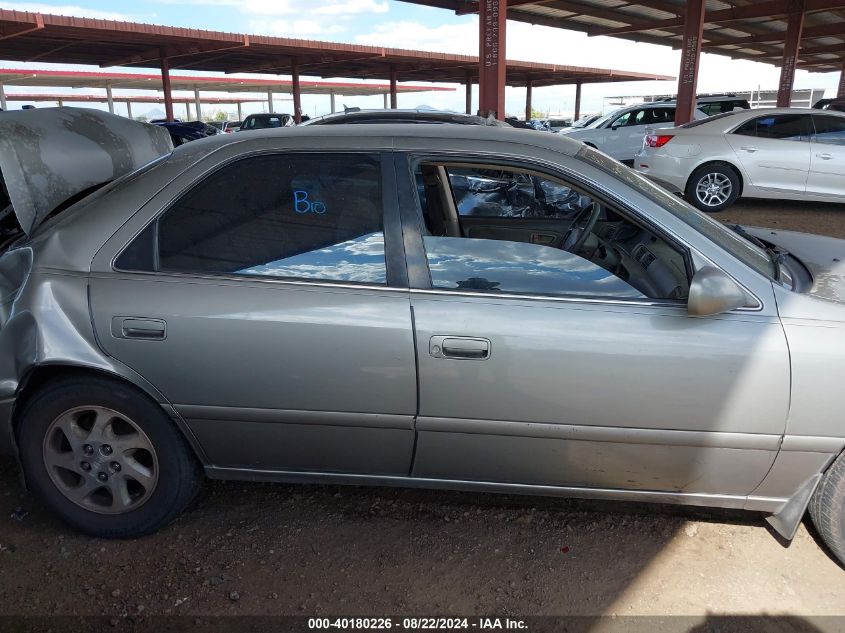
left=1, top=108, right=844, bottom=566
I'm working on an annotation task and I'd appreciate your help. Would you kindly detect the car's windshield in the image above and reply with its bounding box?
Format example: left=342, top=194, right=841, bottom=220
left=571, top=115, right=597, bottom=128
left=575, top=145, right=776, bottom=279
left=586, top=108, right=629, bottom=129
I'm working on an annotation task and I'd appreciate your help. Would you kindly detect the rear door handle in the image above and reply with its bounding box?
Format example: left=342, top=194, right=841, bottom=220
left=740, top=147, right=758, bottom=153
left=112, top=317, right=166, bottom=340
left=430, top=336, right=490, bottom=360
left=816, top=153, right=834, bottom=160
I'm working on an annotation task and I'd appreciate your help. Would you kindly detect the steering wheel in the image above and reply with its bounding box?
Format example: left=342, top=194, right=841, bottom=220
left=562, top=201, right=602, bottom=253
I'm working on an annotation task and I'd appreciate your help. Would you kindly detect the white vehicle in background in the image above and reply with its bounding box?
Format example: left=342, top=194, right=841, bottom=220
left=560, top=103, right=708, bottom=164
left=635, top=108, right=845, bottom=212
left=553, top=113, right=601, bottom=134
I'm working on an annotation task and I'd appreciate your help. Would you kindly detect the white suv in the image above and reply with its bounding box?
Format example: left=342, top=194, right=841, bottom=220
left=560, top=103, right=707, bottom=164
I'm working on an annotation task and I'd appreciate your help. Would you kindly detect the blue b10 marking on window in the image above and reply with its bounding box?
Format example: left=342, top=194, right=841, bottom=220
left=294, top=190, right=327, bottom=214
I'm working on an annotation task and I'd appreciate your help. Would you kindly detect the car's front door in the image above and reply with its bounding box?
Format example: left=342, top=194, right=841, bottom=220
left=807, top=114, right=845, bottom=199
left=89, top=151, right=416, bottom=475
left=726, top=113, right=812, bottom=193
left=398, top=153, right=789, bottom=497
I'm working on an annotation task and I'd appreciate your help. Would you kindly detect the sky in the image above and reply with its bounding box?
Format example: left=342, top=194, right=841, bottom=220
left=1, top=0, right=842, bottom=120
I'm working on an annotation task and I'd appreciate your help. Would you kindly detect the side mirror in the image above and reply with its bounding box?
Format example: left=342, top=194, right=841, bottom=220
left=687, top=266, right=749, bottom=317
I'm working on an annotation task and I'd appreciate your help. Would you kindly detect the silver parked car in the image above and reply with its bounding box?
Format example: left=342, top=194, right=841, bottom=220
left=1, top=109, right=845, bottom=565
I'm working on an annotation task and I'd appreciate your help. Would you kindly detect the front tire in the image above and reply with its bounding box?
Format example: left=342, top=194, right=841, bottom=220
left=17, top=376, right=203, bottom=538
left=810, top=451, right=845, bottom=567
left=686, top=163, right=740, bottom=212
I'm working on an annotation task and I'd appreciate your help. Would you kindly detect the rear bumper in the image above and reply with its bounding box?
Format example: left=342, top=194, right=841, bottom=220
left=633, top=151, right=689, bottom=194
left=0, top=398, right=15, bottom=456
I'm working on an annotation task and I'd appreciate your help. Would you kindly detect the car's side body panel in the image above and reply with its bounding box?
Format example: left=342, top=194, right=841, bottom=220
left=0, top=125, right=843, bottom=539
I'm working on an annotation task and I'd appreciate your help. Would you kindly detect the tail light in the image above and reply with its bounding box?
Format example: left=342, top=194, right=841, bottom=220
left=645, top=134, right=674, bottom=148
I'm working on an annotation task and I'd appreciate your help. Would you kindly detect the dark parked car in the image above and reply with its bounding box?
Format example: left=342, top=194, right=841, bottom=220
left=301, top=108, right=509, bottom=127
left=238, top=113, right=294, bottom=131
left=152, top=120, right=219, bottom=146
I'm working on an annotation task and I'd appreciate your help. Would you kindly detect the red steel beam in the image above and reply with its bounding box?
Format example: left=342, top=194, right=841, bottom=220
left=291, top=57, right=302, bottom=123
left=389, top=65, right=398, bottom=109
left=778, top=2, right=805, bottom=107
left=574, top=81, right=582, bottom=120
left=465, top=69, right=472, bottom=114
left=675, top=0, right=705, bottom=125
left=525, top=77, right=532, bottom=122
left=478, top=0, right=507, bottom=119
left=160, top=54, right=174, bottom=122
left=0, top=13, right=44, bottom=42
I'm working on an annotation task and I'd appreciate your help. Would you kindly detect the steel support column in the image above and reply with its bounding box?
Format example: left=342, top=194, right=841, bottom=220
left=194, top=87, right=202, bottom=121
left=186, top=103, right=191, bottom=120
left=106, top=83, right=114, bottom=114
left=292, top=58, right=302, bottom=124
left=777, top=2, right=806, bottom=107
left=674, top=0, right=706, bottom=125
left=525, top=79, right=533, bottom=123
left=465, top=70, right=472, bottom=114
left=478, top=0, right=506, bottom=119
left=160, top=55, right=174, bottom=122
left=839, top=57, right=845, bottom=98
left=574, top=82, right=582, bottom=121
left=330, top=91, right=336, bottom=113
left=267, top=90, right=274, bottom=113
left=127, top=101, right=132, bottom=119
left=389, top=66, right=398, bottom=109
left=237, top=102, right=243, bottom=121
left=0, top=84, right=6, bottom=111
left=383, top=94, right=388, bottom=109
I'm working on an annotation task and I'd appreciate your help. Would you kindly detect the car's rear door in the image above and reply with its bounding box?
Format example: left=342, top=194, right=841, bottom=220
left=89, top=146, right=416, bottom=476
left=395, top=150, right=789, bottom=498
left=807, top=114, right=845, bottom=199
left=726, top=113, right=812, bottom=193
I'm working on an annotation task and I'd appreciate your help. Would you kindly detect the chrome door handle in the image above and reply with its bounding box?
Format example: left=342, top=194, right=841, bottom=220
left=740, top=147, right=758, bottom=153
left=429, top=336, right=490, bottom=360
left=817, top=153, right=834, bottom=160
left=112, top=317, right=166, bottom=340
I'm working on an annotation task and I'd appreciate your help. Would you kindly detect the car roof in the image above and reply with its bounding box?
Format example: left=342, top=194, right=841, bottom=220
left=303, top=109, right=496, bottom=125
left=678, top=106, right=845, bottom=131
left=172, top=122, right=584, bottom=160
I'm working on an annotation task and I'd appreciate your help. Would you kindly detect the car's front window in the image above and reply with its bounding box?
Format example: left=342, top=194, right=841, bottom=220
left=575, top=145, right=776, bottom=279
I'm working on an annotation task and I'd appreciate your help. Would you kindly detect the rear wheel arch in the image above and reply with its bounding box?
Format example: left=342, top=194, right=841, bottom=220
left=687, top=160, right=744, bottom=196
left=12, top=364, right=205, bottom=466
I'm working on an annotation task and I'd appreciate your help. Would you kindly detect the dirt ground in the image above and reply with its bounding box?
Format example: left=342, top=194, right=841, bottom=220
left=1, top=198, right=845, bottom=630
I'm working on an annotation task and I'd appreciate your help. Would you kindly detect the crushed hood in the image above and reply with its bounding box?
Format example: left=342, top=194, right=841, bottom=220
left=0, top=107, right=172, bottom=235
left=743, top=226, right=845, bottom=304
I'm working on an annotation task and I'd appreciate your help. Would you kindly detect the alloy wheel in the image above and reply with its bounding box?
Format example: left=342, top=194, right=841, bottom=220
left=695, top=172, right=733, bottom=207
left=42, top=406, right=159, bottom=514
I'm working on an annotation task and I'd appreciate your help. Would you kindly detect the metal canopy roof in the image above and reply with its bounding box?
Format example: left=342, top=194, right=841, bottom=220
left=400, top=0, right=845, bottom=73
left=0, top=68, right=454, bottom=96
left=0, top=9, right=673, bottom=87
left=1, top=92, right=270, bottom=105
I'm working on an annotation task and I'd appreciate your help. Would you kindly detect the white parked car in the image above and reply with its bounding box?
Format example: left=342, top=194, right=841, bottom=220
left=560, top=103, right=707, bottom=164
left=635, top=108, right=845, bottom=212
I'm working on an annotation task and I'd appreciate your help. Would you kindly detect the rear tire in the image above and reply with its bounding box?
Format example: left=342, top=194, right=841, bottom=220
left=17, top=376, right=203, bottom=538
left=809, top=451, right=845, bottom=566
left=686, top=163, right=740, bottom=212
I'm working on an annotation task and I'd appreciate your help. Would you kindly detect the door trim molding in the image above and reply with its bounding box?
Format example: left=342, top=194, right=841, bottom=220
left=177, top=404, right=414, bottom=430
left=416, top=416, right=782, bottom=451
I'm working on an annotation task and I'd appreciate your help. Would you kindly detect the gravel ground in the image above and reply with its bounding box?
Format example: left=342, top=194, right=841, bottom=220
left=1, top=198, right=844, bottom=629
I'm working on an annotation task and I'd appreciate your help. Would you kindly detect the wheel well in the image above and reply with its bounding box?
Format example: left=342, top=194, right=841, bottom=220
left=687, top=160, right=744, bottom=197
left=12, top=365, right=205, bottom=464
